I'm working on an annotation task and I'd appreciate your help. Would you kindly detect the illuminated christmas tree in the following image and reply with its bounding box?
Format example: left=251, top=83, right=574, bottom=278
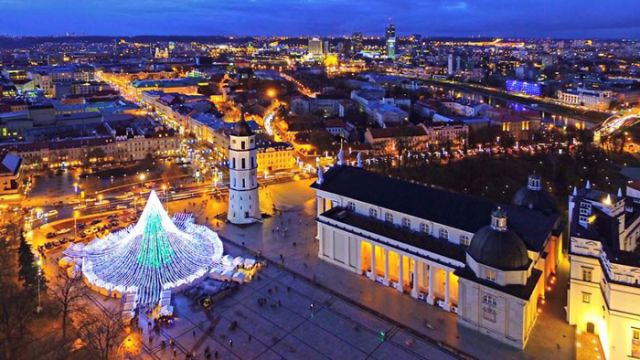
left=78, top=191, right=224, bottom=306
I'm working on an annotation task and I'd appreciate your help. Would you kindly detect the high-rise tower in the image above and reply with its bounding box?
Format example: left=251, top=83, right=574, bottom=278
left=385, top=22, right=396, bottom=60
left=227, top=111, right=260, bottom=224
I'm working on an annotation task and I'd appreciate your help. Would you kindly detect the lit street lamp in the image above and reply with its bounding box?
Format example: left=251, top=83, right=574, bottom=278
left=161, top=184, right=168, bottom=213
left=73, top=210, right=80, bottom=240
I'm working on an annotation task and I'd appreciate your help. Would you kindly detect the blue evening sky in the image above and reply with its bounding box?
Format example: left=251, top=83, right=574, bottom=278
left=0, top=0, right=638, bottom=38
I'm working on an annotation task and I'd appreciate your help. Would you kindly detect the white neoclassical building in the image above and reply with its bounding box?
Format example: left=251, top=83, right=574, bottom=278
left=227, top=112, right=260, bottom=224
left=312, top=165, right=562, bottom=348
left=567, top=182, right=640, bottom=360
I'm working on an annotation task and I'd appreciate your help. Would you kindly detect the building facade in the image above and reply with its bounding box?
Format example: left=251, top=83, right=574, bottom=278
left=0, top=153, right=21, bottom=195
left=227, top=114, right=260, bottom=224
left=312, top=167, right=561, bottom=348
left=558, top=87, right=613, bottom=111
left=567, top=182, right=640, bottom=360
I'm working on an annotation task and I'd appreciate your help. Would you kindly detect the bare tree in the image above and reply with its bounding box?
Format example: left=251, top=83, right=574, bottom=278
left=0, top=284, right=35, bottom=360
left=51, top=272, right=86, bottom=340
left=77, top=307, right=125, bottom=360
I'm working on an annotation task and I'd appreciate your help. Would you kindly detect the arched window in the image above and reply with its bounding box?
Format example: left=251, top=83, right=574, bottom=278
left=369, top=208, right=377, bottom=218
left=460, top=235, right=470, bottom=246
left=420, top=223, right=429, bottom=234
left=402, top=218, right=411, bottom=228
left=439, top=228, right=448, bottom=240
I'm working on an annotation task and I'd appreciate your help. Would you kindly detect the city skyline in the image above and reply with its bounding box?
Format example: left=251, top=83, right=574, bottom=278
left=1, top=0, right=639, bottom=39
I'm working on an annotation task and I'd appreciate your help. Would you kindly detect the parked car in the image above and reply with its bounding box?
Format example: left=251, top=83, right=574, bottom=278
left=55, top=228, right=72, bottom=236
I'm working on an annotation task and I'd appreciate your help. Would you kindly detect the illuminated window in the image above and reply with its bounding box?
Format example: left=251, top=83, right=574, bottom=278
left=385, top=213, right=393, bottom=223
left=633, top=328, right=640, bottom=358
left=484, top=268, right=497, bottom=282
left=482, top=295, right=497, bottom=322
left=582, top=267, right=593, bottom=282
left=582, top=292, right=591, bottom=304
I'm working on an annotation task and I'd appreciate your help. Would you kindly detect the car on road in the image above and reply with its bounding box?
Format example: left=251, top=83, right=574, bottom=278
left=73, top=204, right=86, bottom=210
left=90, top=219, right=101, bottom=225
left=46, top=232, right=56, bottom=239
left=116, top=192, right=134, bottom=200
left=55, top=228, right=72, bottom=236
left=45, top=210, right=59, bottom=217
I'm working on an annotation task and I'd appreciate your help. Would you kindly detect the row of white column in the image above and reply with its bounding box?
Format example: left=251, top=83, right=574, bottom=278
left=368, top=243, right=451, bottom=311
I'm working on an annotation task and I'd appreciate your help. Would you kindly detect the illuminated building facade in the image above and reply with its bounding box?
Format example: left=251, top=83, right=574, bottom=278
left=308, top=38, right=323, bottom=56
left=386, top=23, right=396, bottom=60
left=567, top=182, right=640, bottom=360
left=506, top=80, right=542, bottom=97
left=227, top=112, right=260, bottom=224
left=312, top=166, right=562, bottom=348
left=557, top=87, right=612, bottom=111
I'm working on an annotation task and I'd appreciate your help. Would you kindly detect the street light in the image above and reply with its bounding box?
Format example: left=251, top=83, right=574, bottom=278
left=161, top=184, right=168, bottom=212
left=73, top=210, right=80, bottom=240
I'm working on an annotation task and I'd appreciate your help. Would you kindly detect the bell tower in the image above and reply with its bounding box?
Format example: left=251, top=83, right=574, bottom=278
left=227, top=110, right=260, bottom=224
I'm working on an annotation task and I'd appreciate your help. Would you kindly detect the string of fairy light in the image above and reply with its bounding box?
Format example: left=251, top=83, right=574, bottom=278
left=80, top=191, right=224, bottom=306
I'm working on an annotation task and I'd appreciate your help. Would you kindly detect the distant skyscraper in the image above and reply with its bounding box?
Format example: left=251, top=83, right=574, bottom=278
left=456, top=55, right=461, bottom=72
left=385, top=22, right=396, bottom=60
left=350, top=32, right=364, bottom=54
left=447, top=54, right=454, bottom=75
left=322, top=40, right=330, bottom=54
left=308, top=37, right=323, bottom=56
left=385, top=23, right=396, bottom=40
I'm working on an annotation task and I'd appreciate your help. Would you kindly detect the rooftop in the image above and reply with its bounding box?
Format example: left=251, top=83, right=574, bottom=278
left=312, top=166, right=559, bottom=252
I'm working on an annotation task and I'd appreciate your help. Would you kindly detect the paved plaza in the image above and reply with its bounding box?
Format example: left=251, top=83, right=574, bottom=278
left=108, top=241, right=455, bottom=360
left=212, top=180, right=577, bottom=360
left=35, top=178, right=578, bottom=359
